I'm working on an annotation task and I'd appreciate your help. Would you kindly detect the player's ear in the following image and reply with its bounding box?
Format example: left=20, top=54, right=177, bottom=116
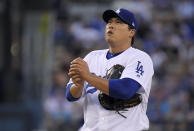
left=129, top=29, right=136, bottom=37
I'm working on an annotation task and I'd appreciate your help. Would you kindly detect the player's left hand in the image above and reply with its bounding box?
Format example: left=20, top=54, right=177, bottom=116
left=70, top=57, right=90, bottom=80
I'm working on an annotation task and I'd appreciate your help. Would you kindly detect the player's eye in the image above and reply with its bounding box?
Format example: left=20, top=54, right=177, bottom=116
left=116, top=20, right=123, bottom=24
left=108, top=20, right=112, bottom=24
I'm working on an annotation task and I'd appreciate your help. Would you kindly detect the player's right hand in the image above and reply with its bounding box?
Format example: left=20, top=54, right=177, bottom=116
left=68, top=68, right=84, bottom=88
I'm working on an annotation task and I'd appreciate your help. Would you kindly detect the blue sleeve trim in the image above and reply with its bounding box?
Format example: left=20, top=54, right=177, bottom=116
left=109, top=78, right=141, bottom=99
left=65, top=83, right=80, bottom=102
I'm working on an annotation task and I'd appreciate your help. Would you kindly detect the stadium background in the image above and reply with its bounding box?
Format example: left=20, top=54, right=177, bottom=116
left=0, top=0, right=193, bottom=131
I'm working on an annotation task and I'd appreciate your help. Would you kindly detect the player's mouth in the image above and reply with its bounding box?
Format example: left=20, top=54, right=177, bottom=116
left=107, top=30, right=113, bottom=34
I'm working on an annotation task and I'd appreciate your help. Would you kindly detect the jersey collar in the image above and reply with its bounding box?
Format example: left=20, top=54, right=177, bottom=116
left=106, top=50, right=124, bottom=60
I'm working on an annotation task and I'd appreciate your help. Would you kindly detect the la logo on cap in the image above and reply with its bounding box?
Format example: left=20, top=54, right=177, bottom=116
left=132, top=22, right=135, bottom=26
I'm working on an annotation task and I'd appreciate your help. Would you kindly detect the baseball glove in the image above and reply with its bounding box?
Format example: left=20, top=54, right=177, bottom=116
left=98, top=64, right=142, bottom=118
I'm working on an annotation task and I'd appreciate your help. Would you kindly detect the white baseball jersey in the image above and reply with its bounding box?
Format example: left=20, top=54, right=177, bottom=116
left=67, top=47, right=154, bottom=131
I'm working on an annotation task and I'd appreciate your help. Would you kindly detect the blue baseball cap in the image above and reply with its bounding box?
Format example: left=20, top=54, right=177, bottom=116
left=103, top=8, right=138, bottom=31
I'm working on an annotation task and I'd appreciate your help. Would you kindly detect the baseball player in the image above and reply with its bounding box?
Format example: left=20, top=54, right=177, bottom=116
left=66, top=8, right=154, bottom=131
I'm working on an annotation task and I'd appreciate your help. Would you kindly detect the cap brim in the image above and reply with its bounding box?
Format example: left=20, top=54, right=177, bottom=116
left=103, top=10, right=120, bottom=23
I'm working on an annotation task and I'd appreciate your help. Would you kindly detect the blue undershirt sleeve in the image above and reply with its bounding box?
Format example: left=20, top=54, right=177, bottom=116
left=65, top=83, right=80, bottom=102
left=109, top=78, right=141, bottom=99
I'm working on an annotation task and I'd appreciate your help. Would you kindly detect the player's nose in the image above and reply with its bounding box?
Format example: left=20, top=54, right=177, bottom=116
left=106, top=24, right=114, bottom=30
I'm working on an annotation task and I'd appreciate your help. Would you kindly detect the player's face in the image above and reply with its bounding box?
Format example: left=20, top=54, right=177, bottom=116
left=105, top=17, right=134, bottom=47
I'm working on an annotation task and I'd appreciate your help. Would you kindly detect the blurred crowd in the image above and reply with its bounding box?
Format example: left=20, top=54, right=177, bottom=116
left=43, top=0, right=194, bottom=131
